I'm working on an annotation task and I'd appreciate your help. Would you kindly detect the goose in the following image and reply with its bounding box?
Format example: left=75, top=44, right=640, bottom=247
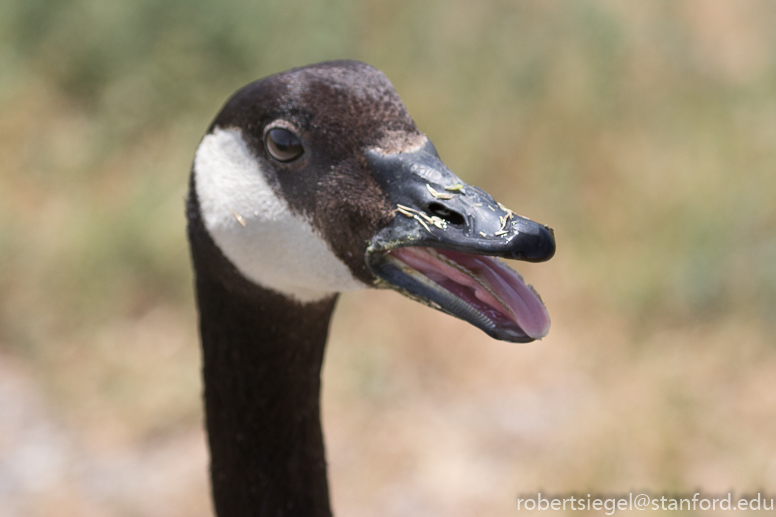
left=187, top=60, right=556, bottom=517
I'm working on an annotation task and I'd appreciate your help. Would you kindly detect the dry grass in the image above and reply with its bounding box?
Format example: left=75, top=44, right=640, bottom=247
left=1, top=0, right=775, bottom=515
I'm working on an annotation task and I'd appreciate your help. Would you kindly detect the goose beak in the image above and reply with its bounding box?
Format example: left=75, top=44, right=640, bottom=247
left=364, top=140, right=555, bottom=343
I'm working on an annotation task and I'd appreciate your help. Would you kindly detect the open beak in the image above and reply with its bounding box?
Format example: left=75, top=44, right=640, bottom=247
left=365, top=140, right=556, bottom=343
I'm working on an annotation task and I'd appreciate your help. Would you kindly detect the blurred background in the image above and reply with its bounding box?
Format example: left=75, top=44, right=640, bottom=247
left=1, top=0, right=775, bottom=515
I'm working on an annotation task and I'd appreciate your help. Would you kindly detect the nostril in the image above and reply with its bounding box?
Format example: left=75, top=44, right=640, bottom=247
left=428, top=202, right=465, bottom=226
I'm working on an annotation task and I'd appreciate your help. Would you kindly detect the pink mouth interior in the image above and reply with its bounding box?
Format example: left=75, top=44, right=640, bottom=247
left=387, top=247, right=550, bottom=339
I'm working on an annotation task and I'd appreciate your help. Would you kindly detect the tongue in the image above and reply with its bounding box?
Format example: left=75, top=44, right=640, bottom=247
left=391, top=247, right=551, bottom=339
left=440, top=249, right=550, bottom=339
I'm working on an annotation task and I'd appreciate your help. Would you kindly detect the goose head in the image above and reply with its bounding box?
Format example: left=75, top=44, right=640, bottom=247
left=192, top=60, right=555, bottom=342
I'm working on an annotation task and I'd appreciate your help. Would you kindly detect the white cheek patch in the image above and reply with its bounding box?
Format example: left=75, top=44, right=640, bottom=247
left=193, top=127, right=369, bottom=302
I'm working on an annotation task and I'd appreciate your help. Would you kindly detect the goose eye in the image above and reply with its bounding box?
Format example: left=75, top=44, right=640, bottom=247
left=265, top=127, right=304, bottom=162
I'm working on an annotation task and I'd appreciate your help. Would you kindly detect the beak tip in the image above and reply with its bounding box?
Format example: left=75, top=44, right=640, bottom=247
left=508, top=221, right=556, bottom=262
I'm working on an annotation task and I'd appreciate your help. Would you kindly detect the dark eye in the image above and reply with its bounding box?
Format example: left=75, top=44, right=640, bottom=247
left=265, top=127, right=304, bottom=162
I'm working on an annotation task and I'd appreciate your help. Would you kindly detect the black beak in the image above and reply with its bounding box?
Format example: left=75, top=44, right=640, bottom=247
left=364, top=139, right=556, bottom=343
left=366, top=140, right=555, bottom=261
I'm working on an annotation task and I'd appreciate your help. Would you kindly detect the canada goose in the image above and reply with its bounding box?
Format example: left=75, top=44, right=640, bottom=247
left=187, top=60, right=555, bottom=517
